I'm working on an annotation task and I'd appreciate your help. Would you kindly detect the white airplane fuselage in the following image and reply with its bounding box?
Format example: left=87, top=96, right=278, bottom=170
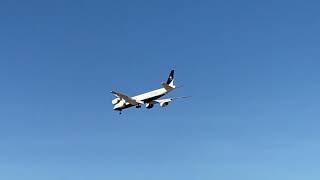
left=111, top=70, right=176, bottom=113
left=113, top=87, right=173, bottom=111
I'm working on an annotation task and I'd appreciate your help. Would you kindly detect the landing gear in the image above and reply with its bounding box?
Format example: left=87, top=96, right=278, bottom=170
left=119, top=110, right=122, bottom=115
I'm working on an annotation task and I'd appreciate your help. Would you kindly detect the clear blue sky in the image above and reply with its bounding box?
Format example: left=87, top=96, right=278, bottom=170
left=1, top=0, right=320, bottom=179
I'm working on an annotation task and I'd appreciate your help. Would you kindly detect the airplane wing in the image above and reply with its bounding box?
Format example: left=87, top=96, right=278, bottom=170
left=110, top=91, right=143, bottom=105
left=153, top=98, right=173, bottom=104
left=153, top=96, right=191, bottom=105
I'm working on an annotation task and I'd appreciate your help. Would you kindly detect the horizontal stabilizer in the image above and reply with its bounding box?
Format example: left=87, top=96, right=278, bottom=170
left=162, top=83, right=175, bottom=90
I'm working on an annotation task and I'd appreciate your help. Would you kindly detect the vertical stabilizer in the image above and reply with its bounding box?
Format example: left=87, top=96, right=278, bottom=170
left=166, top=70, right=175, bottom=87
left=163, top=70, right=175, bottom=89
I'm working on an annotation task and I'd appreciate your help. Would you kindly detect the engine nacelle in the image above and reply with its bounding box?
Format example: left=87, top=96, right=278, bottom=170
left=112, top=98, right=121, bottom=105
left=145, top=103, right=154, bottom=109
left=160, top=102, right=169, bottom=107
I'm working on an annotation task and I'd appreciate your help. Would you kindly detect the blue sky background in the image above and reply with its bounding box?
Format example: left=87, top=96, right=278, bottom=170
left=1, top=0, right=320, bottom=179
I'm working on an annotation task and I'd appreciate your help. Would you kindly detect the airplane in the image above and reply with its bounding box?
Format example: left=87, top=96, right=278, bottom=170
left=111, top=70, right=187, bottom=114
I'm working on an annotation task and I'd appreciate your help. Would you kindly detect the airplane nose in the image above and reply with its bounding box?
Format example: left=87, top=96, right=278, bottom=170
left=113, top=103, right=123, bottom=111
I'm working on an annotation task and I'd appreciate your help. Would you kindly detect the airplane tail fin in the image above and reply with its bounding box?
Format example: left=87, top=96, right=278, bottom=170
left=163, top=70, right=175, bottom=90
left=166, top=70, right=175, bottom=87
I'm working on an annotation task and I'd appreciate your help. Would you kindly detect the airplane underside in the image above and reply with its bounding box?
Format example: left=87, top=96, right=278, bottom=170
left=114, top=94, right=166, bottom=114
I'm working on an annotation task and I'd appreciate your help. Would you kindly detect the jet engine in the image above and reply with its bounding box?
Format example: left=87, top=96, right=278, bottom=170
left=160, top=102, right=169, bottom=107
left=145, top=103, right=154, bottom=109
left=112, top=98, right=121, bottom=105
